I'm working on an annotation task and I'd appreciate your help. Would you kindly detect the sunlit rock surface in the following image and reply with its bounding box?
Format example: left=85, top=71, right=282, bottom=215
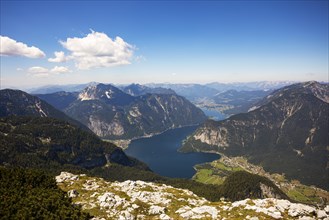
left=57, top=172, right=329, bottom=220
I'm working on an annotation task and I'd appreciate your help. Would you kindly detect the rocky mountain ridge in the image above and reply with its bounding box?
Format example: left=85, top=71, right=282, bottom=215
left=0, top=89, right=89, bottom=131
left=57, top=172, right=329, bottom=220
left=121, top=83, right=176, bottom=96
left=38, top=83, right=207, bottom=140
left=181, top=81, right=329, bottom=190
left=249, top=81, right=329, bottom=111
left=30, top=81, right=296, bottom=118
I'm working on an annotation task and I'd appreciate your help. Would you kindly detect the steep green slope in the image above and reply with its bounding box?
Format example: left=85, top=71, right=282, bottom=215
left=0, top=116, right=146, bottom=171
left=0, top=167, right=90, bottom=219
left=219, top=171, right=288, bottom=201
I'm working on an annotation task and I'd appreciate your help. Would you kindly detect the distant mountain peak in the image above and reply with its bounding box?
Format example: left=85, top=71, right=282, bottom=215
left=77, top=83, right=134, bottom=105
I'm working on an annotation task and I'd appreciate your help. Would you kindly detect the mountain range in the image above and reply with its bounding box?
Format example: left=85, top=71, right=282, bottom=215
left=120, top=83, right=176, bottom=96
left=28, top=81, right=294, bottom=95
left=37, top=83, right=207, bottom=140
left=181, top=81, right=329, bottom=190
left=146, top=82, right=294, bottom=115
left=1, top=80, right=329, bottom=218
left=27, top=81, right=298, bottom=118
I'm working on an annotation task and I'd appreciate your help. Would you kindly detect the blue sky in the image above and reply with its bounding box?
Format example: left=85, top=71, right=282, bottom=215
left=1, top=1, right=328, bottom=88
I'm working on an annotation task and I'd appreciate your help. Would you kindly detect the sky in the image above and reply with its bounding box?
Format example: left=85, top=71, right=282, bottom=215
left=0, top=1, right=328, bottom=89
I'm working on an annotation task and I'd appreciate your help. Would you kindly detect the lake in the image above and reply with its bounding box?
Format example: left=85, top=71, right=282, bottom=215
left=125, top=126, right=219, bottom=178
left=200, top=107, right=227, bottom=121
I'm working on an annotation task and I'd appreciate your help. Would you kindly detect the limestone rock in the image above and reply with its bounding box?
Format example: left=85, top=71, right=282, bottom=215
left=55, top=172, right=79, bottom=183
left=317, top=210, right=327, bottom=219
left=159, top=213, right=172, bottom=220
left=56, top=172, right=329, bottom=220
left=148, top=205, right=165, bottom=215
left=68, top=189, right=79, bottom=198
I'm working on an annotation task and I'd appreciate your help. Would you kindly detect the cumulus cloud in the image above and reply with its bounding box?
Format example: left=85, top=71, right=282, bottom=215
left=0, top=36, right=45, bottom=58
left=48, top=51, right=67, bottom=62
left=59, top=30, right=134, bottom=70
left=51, top=66, right=70, bottom=73
left=28, top=66, right=70, bottom=77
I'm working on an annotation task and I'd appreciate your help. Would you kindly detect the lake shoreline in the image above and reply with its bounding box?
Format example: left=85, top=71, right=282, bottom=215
left=124, top=125, right=219, bottom=179
left=104, top=123, right=202, bottom=150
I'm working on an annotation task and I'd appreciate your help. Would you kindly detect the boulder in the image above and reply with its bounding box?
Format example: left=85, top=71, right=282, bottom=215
left=56, top=172, right=79, bottom=183
left=191, top=206, right=218, bottom=219
left=317, top=210, right=328, bottom=219
left=68, top=189, right=79, bottom=198
left=149, top=205, right=165, bottom=215
left=159, top=213, right=172, bottom=220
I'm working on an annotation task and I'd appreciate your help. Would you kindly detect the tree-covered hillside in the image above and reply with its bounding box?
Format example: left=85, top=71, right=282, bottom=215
left=0, top=167, right=90, bottom=219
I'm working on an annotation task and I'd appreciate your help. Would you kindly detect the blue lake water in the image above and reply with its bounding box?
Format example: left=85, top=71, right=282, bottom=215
left=125, top=126, right=219, bottom=179
left=201, top=107, right=227, bottom=121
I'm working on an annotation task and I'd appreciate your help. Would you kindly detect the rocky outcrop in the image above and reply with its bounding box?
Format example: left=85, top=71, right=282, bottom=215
left=259, top=183, right=283, bottom=199
left=56, top=172, right=329, bottom=220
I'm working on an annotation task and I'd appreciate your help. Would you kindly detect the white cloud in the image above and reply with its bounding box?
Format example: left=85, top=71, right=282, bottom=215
left=0, top=36, right=45, bottom=58
left=51, top=66, right=70, bottom=73
left=59, top=30, right=134, bottom=70
left=48, top=51, right=67, bottom=62
left=28, top=66, right=49, bottom=74
left=28, top=66, right=70, bottom=77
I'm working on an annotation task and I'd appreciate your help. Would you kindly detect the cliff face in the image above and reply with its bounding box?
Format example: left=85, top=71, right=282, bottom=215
left=182, top=81, right=329, bottom=189
left=40, top=83, right=207, bottom=140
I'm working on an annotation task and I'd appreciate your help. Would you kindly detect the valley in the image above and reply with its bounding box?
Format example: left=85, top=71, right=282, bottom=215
left=1, top=81, right=328, bottom=219
left=125, top=126, right=219, bottom=178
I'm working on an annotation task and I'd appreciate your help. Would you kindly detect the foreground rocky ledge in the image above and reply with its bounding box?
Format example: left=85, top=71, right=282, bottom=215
left=56, top=172, right=329, bottom=220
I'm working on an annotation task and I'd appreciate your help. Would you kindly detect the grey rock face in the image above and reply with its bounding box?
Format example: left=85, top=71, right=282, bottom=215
left=64, top=83, right=207, bottom=139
